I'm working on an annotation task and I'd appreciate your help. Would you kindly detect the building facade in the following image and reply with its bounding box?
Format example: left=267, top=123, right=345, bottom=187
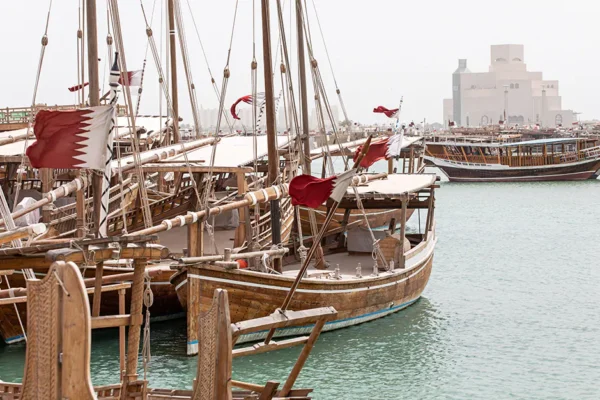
left=443, top=44, right=574, bottom=128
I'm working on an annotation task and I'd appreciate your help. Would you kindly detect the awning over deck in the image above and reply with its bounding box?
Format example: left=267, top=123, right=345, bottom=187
left=168, top=134, right=293, bottom=167
left=348, top=173, right=437, bottom=197
left=310, top=135, right=423, bottom=156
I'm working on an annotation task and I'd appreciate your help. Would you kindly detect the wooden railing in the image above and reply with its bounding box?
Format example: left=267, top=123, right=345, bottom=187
left=431, top=147, right=600, bottom=167
left=0, top=104, right=128, bottom=127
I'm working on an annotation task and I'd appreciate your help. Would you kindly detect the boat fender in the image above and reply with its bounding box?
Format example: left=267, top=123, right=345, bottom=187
left=260, top=189, right=269, bottom=202
left=187, top=211, right=198, bottom=223
left=248, top=192, right=258, bottom=206
left=237, top=259, right=248, bottom=269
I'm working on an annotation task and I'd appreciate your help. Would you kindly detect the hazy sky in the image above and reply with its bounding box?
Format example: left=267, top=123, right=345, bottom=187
left=1, top=0, right=598, bottom=124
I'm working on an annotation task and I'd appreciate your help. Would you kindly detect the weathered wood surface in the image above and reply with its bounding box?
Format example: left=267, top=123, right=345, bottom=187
left=172, top=234, right=435, bottom=342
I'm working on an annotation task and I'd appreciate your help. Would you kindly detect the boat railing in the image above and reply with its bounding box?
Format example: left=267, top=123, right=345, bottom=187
left=581, top=145, right=600, bottom=159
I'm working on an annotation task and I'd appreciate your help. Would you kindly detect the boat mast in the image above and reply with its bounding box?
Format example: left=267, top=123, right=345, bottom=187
left=168, top=0, right=180, bottom=143
left=296, top=0, right=310, bottom=175
left=261, top=0, right=282, bottom=267
left=86, top=0, right=102, bottom=236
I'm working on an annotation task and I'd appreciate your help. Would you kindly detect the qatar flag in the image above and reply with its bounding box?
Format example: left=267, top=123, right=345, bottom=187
left=26, top=106, right=114, bottom=170
left=373, top=106, right=400, bottom=119
left=230, top=93, right=266, bottom=120
left=118, top=70, right=142, bottom=86
left=68, top=82, right=89, bottom=92
left=352, top=133, right=404, bottom=168
left=289, top=168, right=357, bottom=209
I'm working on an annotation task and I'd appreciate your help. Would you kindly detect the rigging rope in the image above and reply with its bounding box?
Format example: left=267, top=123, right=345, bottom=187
left=173, top=0, right=202, bottom=137
left=108, top=0, right=153, bottom=230
left=309, top=0, right=349, bottom=123
left=184, top=0, right=236, bottom=133
left=199, top=0, right=240, bottom=255
left=13, top=0, right=54, bottom=214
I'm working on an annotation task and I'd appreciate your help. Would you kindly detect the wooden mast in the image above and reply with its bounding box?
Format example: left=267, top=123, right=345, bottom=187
left=261, top=0, right=282, bottom=270
left=168, top=0, right=180, bottom=143
left=296, top=0, right=310, bottom=174
left=86, top=0, right=102, bottom=236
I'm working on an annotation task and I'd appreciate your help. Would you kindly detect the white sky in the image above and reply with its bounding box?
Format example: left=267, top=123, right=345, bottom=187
left=1, top=0, right=598, bottom=124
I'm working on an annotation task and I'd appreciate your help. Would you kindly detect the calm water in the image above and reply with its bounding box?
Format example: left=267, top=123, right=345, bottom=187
left=2, top=168, right=600, bottom=399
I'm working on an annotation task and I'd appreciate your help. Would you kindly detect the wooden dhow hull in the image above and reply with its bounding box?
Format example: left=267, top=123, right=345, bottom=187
left=426, top=156, right=600, bottom=182
left=0, top=266, right=181, bottom=345
left=171, top=229, right=436, bottom=346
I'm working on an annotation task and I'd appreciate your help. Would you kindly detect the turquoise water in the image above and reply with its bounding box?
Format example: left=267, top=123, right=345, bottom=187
left=2, top=169, right=600, bottom=399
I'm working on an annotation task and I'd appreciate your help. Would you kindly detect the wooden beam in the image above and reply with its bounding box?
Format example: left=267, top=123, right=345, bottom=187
left=399, top=198, right=407, bottom=269
left=92, top=261, right=104, bottom=317
left=258, top=381, right=279, bottom=400
left=124, top=259, right=146, bottom=383
left=234, top=172, right=248, bottom=247
left=91, top=315, right=132, bottom=329
left=278, top=318, right=326, bottom=396
left=140, top=165, right=254, bottom=174
left=232, top=336, right=310, bottom=358
left=231, top=307, right=337, bottom=340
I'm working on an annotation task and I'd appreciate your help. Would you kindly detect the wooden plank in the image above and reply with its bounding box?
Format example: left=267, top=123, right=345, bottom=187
left=60, top=261, right=96, bottom=399
left=91, top=315, right=132, bottom=329
left=231, top=307, right=337, bottom=339
left=232, top=336, right=310, bottom=358
left=215, top=289, right=233, bottom=399
left=258, top=381, right=279, bottom=400
left=278, top=318, right=326, bottom=396
left=140, top=165, right=254, bottom=173
left=125, top=259, right=146, bottom=383
left=92, top=262, right=104, bottom=317
left=399, top=199, right=407, bottom=268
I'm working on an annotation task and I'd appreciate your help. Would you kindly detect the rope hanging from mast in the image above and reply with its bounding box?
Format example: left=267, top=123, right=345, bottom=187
left=108, top=0, right=153, bottom=230
left=12, top=0, right=54, bottom=214
left=310, top=0, right=350, bottom=124
left=184, top=0, right=235, bottom=133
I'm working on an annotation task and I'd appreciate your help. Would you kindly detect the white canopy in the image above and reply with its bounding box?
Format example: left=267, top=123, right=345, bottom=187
left=348, top=173, right=436, bottom=197
left=310, top=135, right=423, bottom=156
left=169, top=134, right=293, bottom=167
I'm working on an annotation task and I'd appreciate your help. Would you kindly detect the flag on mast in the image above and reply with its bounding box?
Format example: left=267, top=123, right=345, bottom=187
left=97, top=53, right=121, bottom=237
left=118, top=70, right=142, bottom=86
left=289, top=168, right=357, bottom=209
left=27, top=109, right=113, bottom=169
left=67, top=82, right=90, bottom=92
left=230, top=93, right=266, bottom=120
left=373, top=106, right=400, bottom=119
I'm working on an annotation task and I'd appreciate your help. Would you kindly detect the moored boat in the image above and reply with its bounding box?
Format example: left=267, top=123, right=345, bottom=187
left=425, top=137, right=600, bottom=182
left=171, top=173, right=438, bottom=348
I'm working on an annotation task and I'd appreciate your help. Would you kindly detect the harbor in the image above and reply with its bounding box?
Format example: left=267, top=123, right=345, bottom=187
left=0, top=0, right=599, bottom=398
left=2, top=173, right=599, bottom=399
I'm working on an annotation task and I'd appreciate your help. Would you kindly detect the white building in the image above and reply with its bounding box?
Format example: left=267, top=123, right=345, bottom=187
left=443, top=44, right=574, bottom=128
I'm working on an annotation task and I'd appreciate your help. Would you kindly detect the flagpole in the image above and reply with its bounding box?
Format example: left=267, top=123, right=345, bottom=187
left=261, top=0, right=282, bottom=271
left=394, top=97, right=404, bottom=173
left=85, top=0, right=104, bottom=237
left=167, top=0, right=180, bottom=143
left=262, top=136, right=373, bottom=345
left=97, top=54, right=120, bottom=237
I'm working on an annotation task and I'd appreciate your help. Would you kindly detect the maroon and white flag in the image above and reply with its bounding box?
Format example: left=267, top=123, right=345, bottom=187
left=118, top=70, right=142, bottom=86
left=68, top=82, right=90, bottom=92
left=352, top=133, right=404, bottom=168
left=230, top=93, right=266, bottom=120
left=289, top=169, right=357, bottom=208
left=373, top=106, right=400, bottom=119
left=26, top=106, right=114, bottom=170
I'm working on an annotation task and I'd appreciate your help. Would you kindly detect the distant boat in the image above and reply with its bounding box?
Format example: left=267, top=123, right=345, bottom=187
left=425, top=137, right=600, bottom=182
